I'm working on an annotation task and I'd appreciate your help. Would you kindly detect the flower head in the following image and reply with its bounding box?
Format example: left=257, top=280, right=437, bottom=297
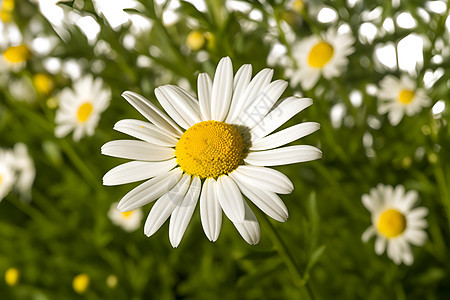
left=287, top=28, right=354, bottom=90
left=108, top=202, right=143, bottom=232
left=102, top=57, right=321, bottom=247
left=55, top=75, right=111, bottom=141
left=377, top=75, right=431, bottom=126
left=362, top=184, right=428, bottom=265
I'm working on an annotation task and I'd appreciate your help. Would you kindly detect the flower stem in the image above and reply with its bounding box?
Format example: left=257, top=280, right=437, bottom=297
left=256, top=211, right=314, bottom=299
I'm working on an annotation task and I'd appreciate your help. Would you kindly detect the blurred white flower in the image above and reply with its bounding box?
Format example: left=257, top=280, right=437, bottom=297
left=0, top=159, right=15, bottom=202
left=108, top=202, right=143, bottom=232
left=102, top=57, right=321, bottom=247
left=55, top=74, right=111, bottom=141
left=11, top=143, right=35, bottom=201
left=362, top=184, right=428, bottom=265
left=287, top=28, right=355, bottom=90
left=377, top=75, right=431, bottom=126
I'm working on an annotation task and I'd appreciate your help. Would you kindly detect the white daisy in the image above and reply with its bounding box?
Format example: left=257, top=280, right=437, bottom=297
left=55, top=75, right=111, bottom=141
left=362, top=184, right=428, bottom=265
left=108, top=202, right=143, bottom=232
left=0, top=44, right=30, bottom=72
left=377, top=75, right=431, bottom=126
left=102, top=57, right=321, bottom=247
left=287, top=28, right=355, bottom=90
left=0, top=160, right=15, bottom=202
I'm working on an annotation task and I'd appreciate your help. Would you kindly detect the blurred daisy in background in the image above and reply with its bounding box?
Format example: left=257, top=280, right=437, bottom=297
left=287, top=28, right=354, bottom=90
left=54, top=74, right=111, bottom=141
left=11, top=143, right=35, bottom=201
left=108, top=202, right=143, bottom=232
left=0, top=44, right=30, bottom=72
left=362, top=184, right=428, bottom=265
left=377, top=75, right=431, bottom=126
left=102, top=57, right=321, bottom=247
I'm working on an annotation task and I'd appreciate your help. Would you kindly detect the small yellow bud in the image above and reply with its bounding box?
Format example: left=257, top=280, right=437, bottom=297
left=106, top=274, right=118, bottom=288
left=186, top=31, right=205, bottom=51
left=5, top=268, right=20, bottom=286
left=72, top=273, right=90, bottom=294
left=33, top=73, right=54, bottom=95
left=3, top=44, right=30, bottom=64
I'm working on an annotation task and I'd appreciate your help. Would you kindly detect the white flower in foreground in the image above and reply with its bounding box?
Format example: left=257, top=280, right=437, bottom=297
left=287, top=28, right=354, bottom=90
left=108, top=202, right=143, bottom=232
left=102, top=57, right=321, bottom=247
left=0, top=160, right=15, bottom=202
left=55, top=75, right=111, bottom=141
left=362, top=184, right=428, bottom=265
left=377, top=75, right=431, bottom=126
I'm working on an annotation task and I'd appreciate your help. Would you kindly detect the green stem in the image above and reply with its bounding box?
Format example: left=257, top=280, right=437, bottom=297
left=256, top=211, right=314, bottom=299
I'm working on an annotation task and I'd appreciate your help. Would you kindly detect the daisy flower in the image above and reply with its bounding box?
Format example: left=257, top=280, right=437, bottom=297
left=108, top=202, right=143, bottom=232
left=287, top=28, right=354, bottom=90
left=0, top=44, right=30, bottom=72
left=377, top=75, right=431, bottom=126
left=55, top=75, right=111, bottom=141
left=102, top=57, right=321, bottom=247
left=362, top=184, right=428, bottom=265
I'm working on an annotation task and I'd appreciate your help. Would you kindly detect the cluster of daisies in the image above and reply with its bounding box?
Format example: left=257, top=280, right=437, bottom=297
left=0, top=143, right=35, bottom=202
left=269, top=27, right=431, bottom=126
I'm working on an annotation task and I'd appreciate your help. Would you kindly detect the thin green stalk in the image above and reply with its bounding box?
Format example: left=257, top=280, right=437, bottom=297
left=256, top=211, right=314, bottom=299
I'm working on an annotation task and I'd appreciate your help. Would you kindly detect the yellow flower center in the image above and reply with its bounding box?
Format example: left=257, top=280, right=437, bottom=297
left=293, top=0, right=304, bottom=13
left=77, top=102, right=93, bottom=123
left=377, top=209, right=407, bottom=238
left=175, top=121, right=245, bottom=179
left=73, top=273, right=90, bottom=294
left=0, top=0, right=14, bottom=23
left=186, top=31, right=205, bottom=51
left=33, top=73, right=54, bottom=95
left=121, top=211, right=133, bottom=218
left=308, top=41, right=334, bottom=68
left=3, top=44, right=30, bottom=63
left=5, top=268, right=19, bottom=286
left=398, top=89, right=415, bottom=105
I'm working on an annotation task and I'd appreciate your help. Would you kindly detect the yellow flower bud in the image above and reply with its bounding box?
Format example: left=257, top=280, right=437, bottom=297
left=186, top=31, right=205, bottom=51
left=72, top=273, right=90, bottom=294
left=33, top=73, right=54, bottom=95
left=5, top=268, right=20, bottom=286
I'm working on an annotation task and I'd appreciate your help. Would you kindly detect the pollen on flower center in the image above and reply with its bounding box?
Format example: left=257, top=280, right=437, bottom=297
left=3, top=45, right=30, bottom=63
left=398, top=89, right=415, bottom=104
left=377, top=209, right=407, bottom=238
left=308, top=41, right=334, bottom=68
left=175, top=120, right=245, bottom=179
left=121, top=211, right=133, bottom=218
left=77, top=102, right=93, bottom=123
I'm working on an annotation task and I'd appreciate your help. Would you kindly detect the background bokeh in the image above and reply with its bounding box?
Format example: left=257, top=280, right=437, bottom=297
left=1, top=0, right=449, bottom=299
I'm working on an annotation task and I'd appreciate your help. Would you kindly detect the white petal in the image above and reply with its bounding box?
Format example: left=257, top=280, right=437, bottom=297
left=54, top=124, right=73, bottom=138
left=375, top=236, right=386, bottom=255
left=232, top=201, right=260, bottom=245
left=245, top=145, right=322, bottom=166
left=211, top=57, right=233, bottom=121
left=250, top=122, right=320, bottom=151
left=118, top=168, right=182, bottom=211
left=300, top=70, right=320, bottom=90
left=408, top=207, right=428, bottom=220
left=169, top=177, right=201, bottom=247
left=387, top=239, right=402, bottom=264
left=216, top=175, right=245, bottom=223
left=230, top=173, right=288, bottom=222
left=225, top=64, right=252, bottom=123
left=200, top=178, right=222, bottom=241
left=230, top=68, right=273, bottom=124
left=102, top=159, right=177, bottom=186
left=362, top=226, right=376, bottom=242
left=399, top=190, right=418, bottom=212
left=198, top=73, right=212, bottom=121
left=101, top=140, right=175, bottom=161
left=113, top=119, right=178, bottom=147
left=251, top=97, right=313, bottom=140
left=144, top=174, right=191, bottom=237
left=156, top=85, right=201, bottom=128
left=399, top=239, right=414, bottom=266
left=239, top=80, right=288, bottom=129
left=404, top=229, right=427, bottom=246
left=232, top=165, right=293, bottom=194
left=121, top=91, right=182, bottom=137
left=388, top=109, right=404, bottom=126
left=362, top=194, right=378, bottom=213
